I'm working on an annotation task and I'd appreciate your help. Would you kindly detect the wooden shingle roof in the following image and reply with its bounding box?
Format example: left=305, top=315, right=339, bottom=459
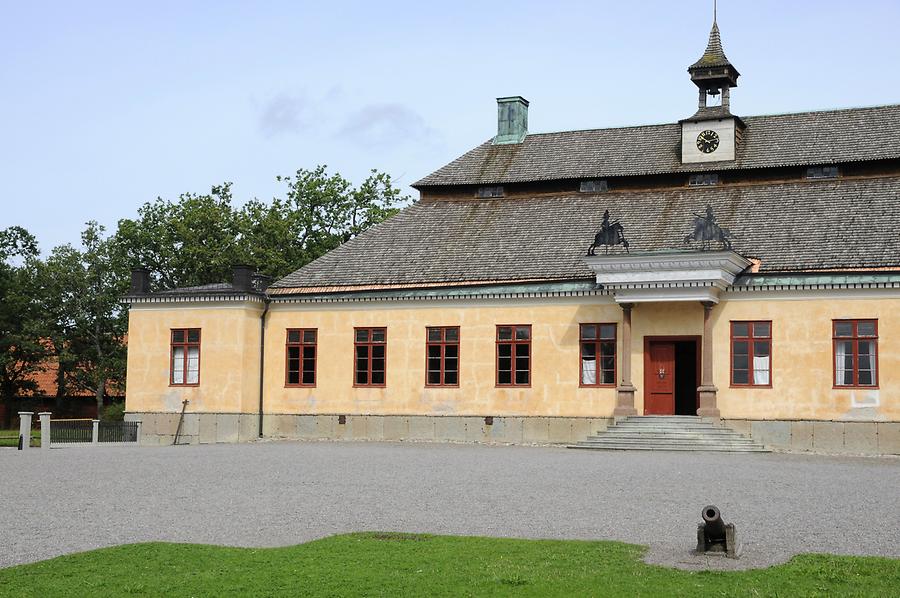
left=413, top=105, right=900, bottom=187
left=272, top=175, right=900, bottom=292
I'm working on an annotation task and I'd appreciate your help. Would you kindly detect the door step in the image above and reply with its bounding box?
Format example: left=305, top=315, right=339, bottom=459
left=568, top=416, right=769, bottom=453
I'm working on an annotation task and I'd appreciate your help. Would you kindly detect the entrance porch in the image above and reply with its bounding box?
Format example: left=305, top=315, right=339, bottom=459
left=585, top=249, right=752, bottom=418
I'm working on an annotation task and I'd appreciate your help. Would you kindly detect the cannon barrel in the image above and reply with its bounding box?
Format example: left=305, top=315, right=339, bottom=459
left=702, top=505, right=726, bottom=541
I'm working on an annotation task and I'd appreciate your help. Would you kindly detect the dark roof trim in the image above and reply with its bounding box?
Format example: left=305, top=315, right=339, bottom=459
left=123, top=293, right=266, bottom=305
left=269, top=273, right=900, bottom=303
left=270, top=279, right=602, bottom=303
left=731, top=272, right=900, bottom=288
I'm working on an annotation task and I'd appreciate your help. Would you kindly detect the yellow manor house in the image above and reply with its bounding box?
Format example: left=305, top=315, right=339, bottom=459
left=124, top=19, right=900, bottom=455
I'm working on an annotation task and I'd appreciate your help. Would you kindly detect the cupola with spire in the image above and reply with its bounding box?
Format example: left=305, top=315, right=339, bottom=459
left=688, top=13, right=740, bottom=113
left=680, top=5, right=745, bottom=165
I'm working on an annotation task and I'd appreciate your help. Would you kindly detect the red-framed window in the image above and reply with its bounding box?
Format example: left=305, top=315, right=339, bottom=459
left=286, top=329, right=317, bottom=387
left=170, top=328, right=200, bottom=386
left=833, top=320, right=878, bottom=388
left=730, top=321, right=772, bottom=387
left=426, top=327, right=459, bottom=387
left=354, top=327, right=386, bottom=387
left=496, top=325, right=531, bottom=386
left=580, top=324, right=616, bottom=386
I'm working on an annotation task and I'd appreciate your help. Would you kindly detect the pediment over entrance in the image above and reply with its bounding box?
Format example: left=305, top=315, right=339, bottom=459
left=584, top=250, right=751, bottom=303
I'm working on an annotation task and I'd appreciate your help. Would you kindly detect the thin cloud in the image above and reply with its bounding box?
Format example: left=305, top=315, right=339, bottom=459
left=337, top=103, right=438, bottom=148
left=258, top=94, right=310, bottom=137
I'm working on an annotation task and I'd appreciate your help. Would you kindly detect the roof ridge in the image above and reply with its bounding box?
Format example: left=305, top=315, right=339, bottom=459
left=729, top=102, right=900, bottom=120
left=521, top=103, right=900, bottom=138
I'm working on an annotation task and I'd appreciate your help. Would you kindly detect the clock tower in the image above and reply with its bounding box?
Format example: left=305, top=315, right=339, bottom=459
left=680, top=13, right=744, bottom=164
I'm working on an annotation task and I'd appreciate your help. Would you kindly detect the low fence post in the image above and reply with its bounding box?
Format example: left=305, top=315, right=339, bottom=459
left=39, top=412, right=52, bottom=450
left=92, top=420, right=100, bottom=444
left=136, top=421, right=143, bottom=445
left=18, top=412, right=33, bottom=451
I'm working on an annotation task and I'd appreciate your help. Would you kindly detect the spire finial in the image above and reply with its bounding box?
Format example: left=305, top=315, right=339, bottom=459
left=688, top=1, right=740, bottom=99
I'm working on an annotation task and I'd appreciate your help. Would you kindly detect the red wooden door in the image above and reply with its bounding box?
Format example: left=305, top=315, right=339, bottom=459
left=645, top=342, right=675, bottom=415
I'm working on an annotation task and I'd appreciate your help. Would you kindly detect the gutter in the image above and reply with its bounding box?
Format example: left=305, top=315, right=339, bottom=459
left=258, top=297, right=271, bottom=438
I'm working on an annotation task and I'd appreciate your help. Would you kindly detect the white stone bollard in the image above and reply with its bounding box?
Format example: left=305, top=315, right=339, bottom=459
left=38, top=412, right=51, bottom=450
left=18, top=412, right=33, bottom=451
left=92, top=420, right=100, bottom=444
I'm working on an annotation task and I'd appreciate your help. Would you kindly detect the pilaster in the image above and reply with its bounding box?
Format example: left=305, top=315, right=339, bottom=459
left=697, top=301, right=720, bottom=418
left=613, top=303, right=638, bottom=417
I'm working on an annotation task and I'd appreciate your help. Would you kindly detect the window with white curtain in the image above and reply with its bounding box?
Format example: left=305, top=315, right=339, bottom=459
left=731, top=321, right=771, bottom=387
left=833, top=320, right=878, bottom=387
left=580, top=324, right=616, bottom=386
left=170, top=328, right=201, bottom=385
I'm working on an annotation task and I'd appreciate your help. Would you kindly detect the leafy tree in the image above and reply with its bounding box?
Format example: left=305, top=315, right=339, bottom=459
left=114, top=166, right=407, bottom=288
left=36, top=223, right=127, bottom=416
left=346, top=170, right=407, bottom=238
left=113, top=184, right=242, bottom=290
left=31, top=244, right=81, bottom=408
left=238, top=167, right=405, bottom=279
left=0, top=227, right=49, bottom=428
left=0, top=165, right=404, bottom=425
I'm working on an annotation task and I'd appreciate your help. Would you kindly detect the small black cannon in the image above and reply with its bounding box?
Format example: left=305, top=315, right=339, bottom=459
left=696, top=505, right=740, bottom=558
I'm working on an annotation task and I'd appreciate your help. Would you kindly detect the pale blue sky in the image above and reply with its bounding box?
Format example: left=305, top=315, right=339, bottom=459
left=3, top=0, right=899, bottom=251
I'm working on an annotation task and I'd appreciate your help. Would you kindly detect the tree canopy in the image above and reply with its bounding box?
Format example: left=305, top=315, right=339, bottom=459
left=34, top=222, right=128, bottom=414
left=1, top=165, right=407, bottom=421
left=114, top=166, right=406, bottom=290
left=0, top=227, right=49, bottom=426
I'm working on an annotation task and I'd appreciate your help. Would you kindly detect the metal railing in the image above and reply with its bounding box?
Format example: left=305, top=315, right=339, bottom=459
left=15, top=414, right=142, bottom=449
left=99, top=421, right=139, bottom=443
left=50, top=419, right=93, bottom=444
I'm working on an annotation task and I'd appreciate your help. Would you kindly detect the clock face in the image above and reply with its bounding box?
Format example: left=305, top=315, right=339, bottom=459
left=696, top=130, right=720, bottom=154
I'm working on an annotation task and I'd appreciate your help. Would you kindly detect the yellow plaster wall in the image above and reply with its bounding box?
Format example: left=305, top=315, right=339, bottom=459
left=263, top=300, right=621, bottom=417
left=125, top=294, right=900, bottom=422
left=713, top=296, right=900, bottom=421
left=125, top=302, right=263, bottom=414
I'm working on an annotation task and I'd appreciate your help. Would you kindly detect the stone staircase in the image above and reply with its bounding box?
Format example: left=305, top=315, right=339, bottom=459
left=569, top=415, right=769, bottom=452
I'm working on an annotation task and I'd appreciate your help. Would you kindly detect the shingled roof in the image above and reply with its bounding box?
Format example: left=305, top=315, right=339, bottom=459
left=413, top=104, right=900, bottom=187
left=271, top=175, right=900, bottom=293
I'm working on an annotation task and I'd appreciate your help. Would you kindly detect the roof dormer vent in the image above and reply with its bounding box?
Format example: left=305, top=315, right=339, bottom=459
left=476, top=185, right=504, bottom=198
left=689, top=173, right=720, bottom=187
left=580, top=180, right=609, bottom=193
left=806, top=166, right=840, bottom=179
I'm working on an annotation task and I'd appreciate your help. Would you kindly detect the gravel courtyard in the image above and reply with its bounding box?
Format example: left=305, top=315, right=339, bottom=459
left=2, top=441, right=898, bottom=571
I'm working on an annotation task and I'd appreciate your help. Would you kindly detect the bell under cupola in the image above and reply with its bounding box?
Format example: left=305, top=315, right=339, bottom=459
left=689, top=18, right=740, bottom=114
left=681, top=10, right=745, bottom=164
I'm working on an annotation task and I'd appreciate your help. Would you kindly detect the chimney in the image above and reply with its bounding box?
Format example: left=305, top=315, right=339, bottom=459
left=493, top=96, right=529, bottom=145
left=232, top=265, right=255, bottom=292
left=130, top=268, right=150, bottom=295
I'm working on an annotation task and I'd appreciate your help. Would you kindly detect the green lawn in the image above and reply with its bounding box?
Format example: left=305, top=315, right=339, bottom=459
left=0, top=429, right=38, bottom=448
left=1, top=533, right=897, bottom=597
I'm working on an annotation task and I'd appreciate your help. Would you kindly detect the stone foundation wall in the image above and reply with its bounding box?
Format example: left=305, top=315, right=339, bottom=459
left=127, top=412, right=611, bottom=446
left=725, top=419, right=900, bottom=455
left=262, top=414, right=612, bottom=445
left=126, top=412, right=259, bottom=446
left=126, top=411, right=900, bottom=455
